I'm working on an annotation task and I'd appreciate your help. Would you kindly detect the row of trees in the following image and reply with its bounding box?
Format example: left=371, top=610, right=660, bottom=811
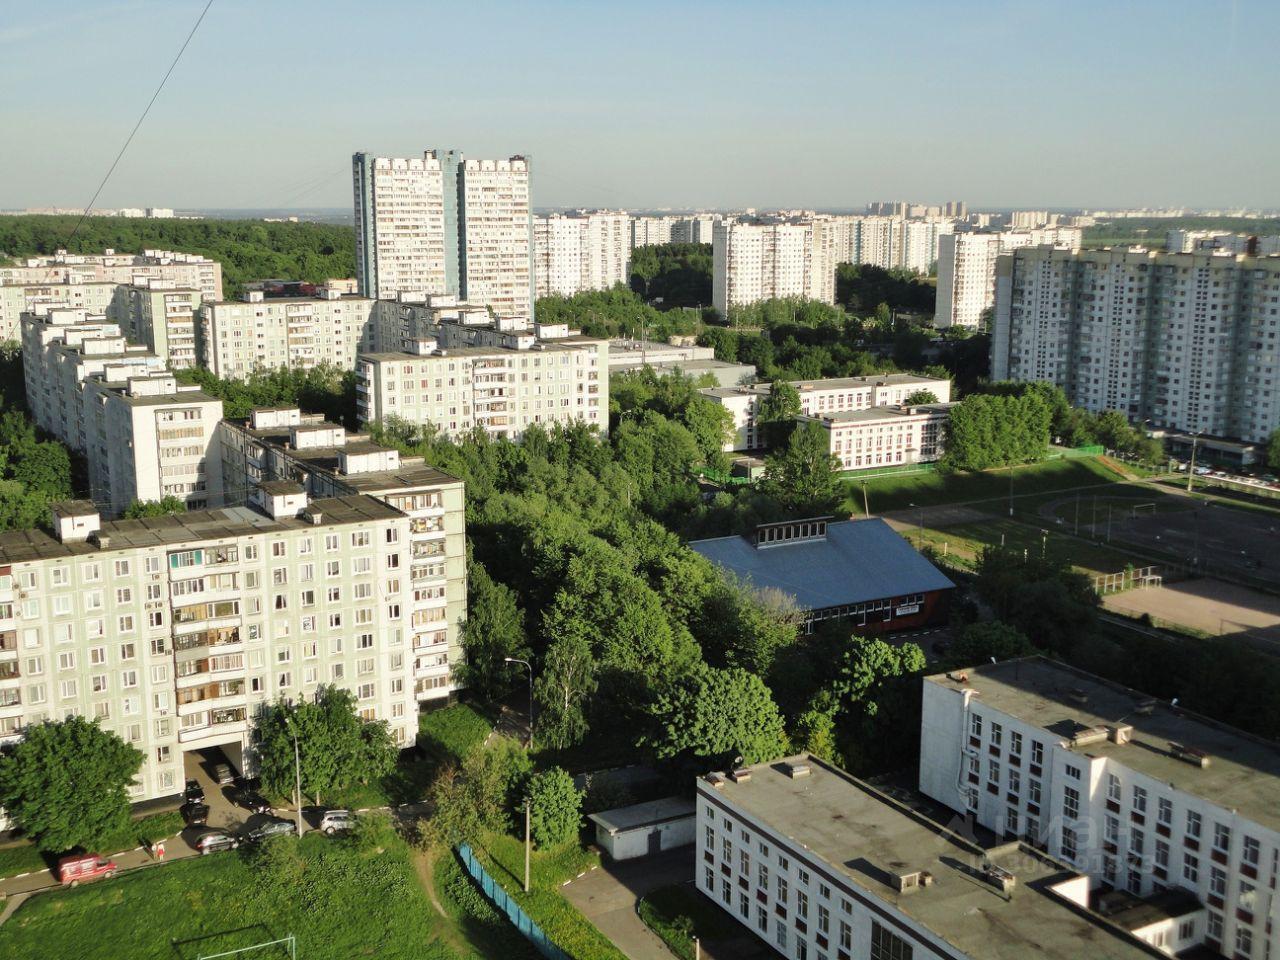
left=0, top=215, right=357, bottom=298
left=0, top=347, right=75, bottom=530
left=534, top=286, right=701, bottom=343
left=628, top=243, right=713, bottom=309
left=835, top=263, right=936, bottom=315
left=176, top=363, right=358, bottom=427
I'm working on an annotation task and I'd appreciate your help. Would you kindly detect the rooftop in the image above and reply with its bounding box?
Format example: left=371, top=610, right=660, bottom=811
left=927, top=658, right=1280, bottom=834
left=703, top=756, right=1159, bottom=960
left=804, top=402, right=953, bottom=425
left=688, top=518, right=954, bottom=610
left=587, top=797, right=696, bottom=835
left=0, top=496, right=402, bottom=564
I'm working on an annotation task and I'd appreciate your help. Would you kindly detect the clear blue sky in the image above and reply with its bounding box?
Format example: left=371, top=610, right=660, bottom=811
left=1, top=0, right=1275, bottom=212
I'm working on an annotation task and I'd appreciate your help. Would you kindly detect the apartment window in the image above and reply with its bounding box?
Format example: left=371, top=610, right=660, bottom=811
left=1010, top=731, right=1022, bottom=757
left=1157, top=797, right=1172, bottom=827
left=839, top=921, right=852, bottom=951
left=990, top=722, right=1002, bottom=747
left=1212, top=823, right=1230, bottom=853
left=1236, top=925, right=1253, bottom=957
left=756, top=905, right=767, bottom=933
left=1183, top=852, right=1199, bottom=885
left=777, top=876, right=788, bottom=902
left=1062, top=786, right=1080, bottom=820
left=817, top=904, right=829, bottom=935
left=1207, top=911, right=1223, bottom=942
left=774, top=922, right=786, bottom=949
left=1030, top=741, right=1044, bottom=766
left=60, top=679, right=78, bottom=699
left=272, top=541, right=286, bottom=558
left=797, top=891, right=808, bottom=919
left=120, top=642, right=136, bottom=661
left=1061, top=826, right=1078, bottom=861
left=58, top=651, right=76, bottom=671
left=1106, top=774, right=1120, bottom=802
left=1243, top=835, right=1260, bottom=867
left=351, top=531, right=371, bottom=548
left=1155, top=839, right=1169, bottom=869
left=1187, top=811, right=1202, bottom=840
left=1132, top=786, right=1147, bottom=814
left=969, top=714, right=982, bottom=739
left=1209, top=867, right=1225, bottom=898
left=1064, top=764, right=1081, bottom=781
left=870, top=921, right=913, bottom=960
left=325, top=534, right=339, bottom=551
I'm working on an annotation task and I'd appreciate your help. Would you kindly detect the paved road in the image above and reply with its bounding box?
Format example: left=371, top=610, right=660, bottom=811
left=563, top=849, right=691, bottom=960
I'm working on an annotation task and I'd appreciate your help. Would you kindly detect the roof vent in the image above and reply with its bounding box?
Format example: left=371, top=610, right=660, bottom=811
left=301, top=509, right=324, bottom=526
left=893, top=870, right=934, bottom=892
left=979, top=861, right=1017, bottom=896
left=1169, top=742, right=1210, bottom=769
left=705, top=773, right=725, bottom=789
left=728, top=767, right=752, bottom=783
left=88, top=532, right=111, bottom=550
left=1134, top=699, right=1158, bottom=716
left=1069, top=688, right=1089, bottom=705
left=784, top=761, right=811, bottom=779
left=1070, top=725, right=1109, bottom=748
left=1108, top=725, right=1133, bottom=745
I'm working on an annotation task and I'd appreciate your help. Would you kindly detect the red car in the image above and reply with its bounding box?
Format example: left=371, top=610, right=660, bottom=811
left=57, top=854, right=118, bottom=886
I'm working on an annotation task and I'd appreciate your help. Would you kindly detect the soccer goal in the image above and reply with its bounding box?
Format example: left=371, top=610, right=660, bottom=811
left=198, top=936, right=296, bottom=960
left=1130, top=502, right=1157, bottom=520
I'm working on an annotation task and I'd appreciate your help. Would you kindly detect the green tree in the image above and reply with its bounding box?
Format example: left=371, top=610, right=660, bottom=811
left=697, top=576, right=802, bottom=675
left=254, top=686, right=397, bottom=804
left=642, top=664, right=788, bottom=769
left=949, top=621, right=1036, bottom=664
left=903, top=389, right=939, bottom=405
left=122, top=495, right=187, bottom=519
left=824, top=636, right=927, bottom=773
left=1268, top=429, right=1280, bottom=472
left=757, top=380, right=801, bottom=448
left=534, top=633, right=597, bottom=750
left=0, top=717, right=143, bottom=852
left=761, top=422, right=842, bottom=515
left=526, top=767, right=583, bottom=849
left=457, top=557, right=528, bottom=702
left=0, top=479, right=49, bottom=531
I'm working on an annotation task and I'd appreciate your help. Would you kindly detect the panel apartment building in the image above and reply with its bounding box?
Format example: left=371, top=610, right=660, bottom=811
left=200, top=287, right=376, bottom=379
left=697, top=755, right=1163, bottom=960
left=0, top=490, right=442, bottom=818
left=990, top=248, right=1280, bottom=442
left=22, top=308, right=224, bottom=515
left=701, top=373, right=952, bottom=452
left=533, top=211, right=631, bottom=299
left=0, top=249, right=222, bottom=343
left=921, top=658, right=1280, bottom=959
left=712, top=219, right=837, bottom=314
left=355, top=310, right=608, bottom=440
left=353, top=150, right=533, bottom=316
left=934, top=228, right=1082, bottom=330
left=218, top=407, right=466, bottom=703
left=109, top=278, right=202, bottom=370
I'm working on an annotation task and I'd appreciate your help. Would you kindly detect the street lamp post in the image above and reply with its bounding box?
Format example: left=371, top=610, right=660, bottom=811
left=1186, top=431, right=1201, bottom=494
left=286, top=720, right=303, bottom=838
left=505, top=656, right=535, bottom=894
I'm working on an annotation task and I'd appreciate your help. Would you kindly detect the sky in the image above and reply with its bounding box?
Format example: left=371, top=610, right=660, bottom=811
left=0, top=0, right=1276, bottom=213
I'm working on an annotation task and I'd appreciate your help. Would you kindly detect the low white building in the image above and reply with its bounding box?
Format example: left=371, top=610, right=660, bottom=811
left=800, top=403, right=952, bottom=471
left=920, top=658, right=1280, bottom=959
left=697, top=755, right=1164, bottom=960
left=588, top=796, right=695, bottom=861
left=701, top=373, right=952, bottom=451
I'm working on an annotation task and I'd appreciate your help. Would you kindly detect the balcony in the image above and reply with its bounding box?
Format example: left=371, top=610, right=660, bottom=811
left=178, top=715, right=248, bottom=745
left=0, top=631, right=16, bottom=658
left=0, top=662, right=19, bottom=685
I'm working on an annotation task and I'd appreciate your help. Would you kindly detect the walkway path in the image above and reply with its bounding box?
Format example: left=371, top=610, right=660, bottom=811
left=562, top=849, right=690, bottom=960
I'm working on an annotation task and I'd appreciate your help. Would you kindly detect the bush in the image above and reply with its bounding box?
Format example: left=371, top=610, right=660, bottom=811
left=527, top=768, right=583, bottom=849
left=418, top=703, right=493, bottom=764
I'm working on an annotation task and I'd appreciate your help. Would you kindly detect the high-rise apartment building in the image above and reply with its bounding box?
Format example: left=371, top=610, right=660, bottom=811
left=0, top=490, right=441, bottom=816
left=1010, top=210, right=1053, bottom=229
left=355, top=315, right=608, bottom=440
left=920, top=657, right=1280, bottom=959
left=934, top=228, right=1082, bottom=329
left=630, top=215, right=678, bottom=248
left=991, top=248, right=1280, bottom=441
left=352, top=150, right=532, bottom=315
left=712, top=220, right=835, bottom=314
left=200, top=288, right=376, bottom=379
left=22, top=308, right=224, bottom=514
left=1167, top=230, right=1280, bottom=256
left=218, top=407, right=466, bottom=703
left=533, top=211, right=630, bottom=299
left=109, top=279, right=202, bottom=370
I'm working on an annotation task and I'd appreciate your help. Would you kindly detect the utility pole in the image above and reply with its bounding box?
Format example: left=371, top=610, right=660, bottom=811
left=1074, top=494, right=1080, bottom=536
left=524, top=797, right=532, bottom=894
left=1107, top=506, right=1112, bottom=542
left=861, top=482, right=869, bottom=517
left=290, top=726, right=303, bottom=838
left=1186, top=431, right=1200, bottom=494
left=1008, top=465, right=1014, bottom=517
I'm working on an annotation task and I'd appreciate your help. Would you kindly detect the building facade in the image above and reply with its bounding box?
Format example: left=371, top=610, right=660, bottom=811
left=934, top=228, right=1082, bottom=330
left=701, top=373, right=953, bottom=451
left=712, top=220, right=835, bottom=314
left=921, top=658, right=1280, bottom=960
left=22, top=308, right=224, bottom=514
left=533, top=211, right=630, bottom=299
left=200, top=289, right=376, bottom=378
left=0, top=492, right=439, bottom=818
left=109, top=279, right=202, bottom=370
left=800, top=403, right=952, bottom=471
left=218, top=407, right=466, bottom=702
left=991, top=248, right=1280, bottom=442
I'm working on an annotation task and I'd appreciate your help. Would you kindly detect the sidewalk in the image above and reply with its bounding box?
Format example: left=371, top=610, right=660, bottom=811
left=563, top=848, right=691, bottom=960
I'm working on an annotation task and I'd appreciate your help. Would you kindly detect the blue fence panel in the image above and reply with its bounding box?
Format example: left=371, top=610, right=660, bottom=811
left=456, top=842, right=572, bottom=960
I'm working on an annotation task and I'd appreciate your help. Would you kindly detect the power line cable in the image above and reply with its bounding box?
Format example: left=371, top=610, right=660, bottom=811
left=66, top=0, right=216, bottom=245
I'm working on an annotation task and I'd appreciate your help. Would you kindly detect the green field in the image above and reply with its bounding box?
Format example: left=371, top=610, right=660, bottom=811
left=0, top=832, right=462, bottom=960
left=845, top=458, right=1127, bottom=516
left=910, top=519, right=1143, bottom=578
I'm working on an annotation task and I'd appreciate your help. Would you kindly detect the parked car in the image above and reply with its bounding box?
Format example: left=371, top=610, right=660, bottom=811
left=194, top=830, right=239, bottom=855
left=57, top=854, right=117, bottom=886
left=319, top=809, right=353, bottom=835
left=184, top=779, right=205, bottom=804
left=242, top=817, right=296, bottom=843
left=212, top=762, right=235, bottom=785
left=230, top=787, right=271, bottom=815
left=181, top=800, right=210, bottom=825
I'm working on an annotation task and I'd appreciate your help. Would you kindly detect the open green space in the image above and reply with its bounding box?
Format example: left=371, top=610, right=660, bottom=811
left=845, top=457, right=1127, bottom=516
left=0, top=832, right=460, bottom=960
left=0, top=810, right=183, bottom=880
left=910, top=519, right=1140, bottom=578
left=637, top=882, right=744, bottom=960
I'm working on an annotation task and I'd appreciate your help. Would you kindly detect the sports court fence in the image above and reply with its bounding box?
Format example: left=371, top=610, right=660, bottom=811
left=455, top=843, right=570, bottom=960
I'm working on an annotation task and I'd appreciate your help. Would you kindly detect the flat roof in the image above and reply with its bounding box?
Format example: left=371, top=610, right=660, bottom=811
left=688, top=518, right=954, bottom=610
left=704, top=757, right=1157, bottom=960
left=358, top=341, right=598, bottom=362
left=0, top=496, right=402, bottom=564
left=927, top=658, right=1280, bottom=834
left=804, top=403, right=953, bottom=425
left=791, top=373, right=947, bottom=391
left=588, top=796, right=696, bottom=835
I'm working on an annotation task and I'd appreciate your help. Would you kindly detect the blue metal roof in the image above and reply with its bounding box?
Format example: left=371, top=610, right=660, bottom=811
left=688, top=518, right=955, bottom=611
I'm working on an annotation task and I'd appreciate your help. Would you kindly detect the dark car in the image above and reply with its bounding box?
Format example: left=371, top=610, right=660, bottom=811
left=194, top=830, right=239, bottom=855
left=230, top=787, right=272, bottom=815
left=212, top=762, right=235, bottom=786
left=184, top=779, right=205, bottom=804
left=181, top=800, right=210, bottom=825
left=243, top=817, right=296, bottom=843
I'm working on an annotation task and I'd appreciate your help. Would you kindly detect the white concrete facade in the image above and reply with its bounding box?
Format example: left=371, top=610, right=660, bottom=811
left=712, top=220, right=834, bottom=314
left=110, top=280, right=201, bottom=370
left=533, top=211, right=631, bottom=299
left=801, top=403, right=952, bottom=471
left=934, top=229, right=1082, bottom=330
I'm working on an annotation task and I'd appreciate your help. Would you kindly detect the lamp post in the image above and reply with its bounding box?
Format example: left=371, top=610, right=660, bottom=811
left=505, top=656, right=534, bottom=894
left=1186, top=431, right=1201, bottom=494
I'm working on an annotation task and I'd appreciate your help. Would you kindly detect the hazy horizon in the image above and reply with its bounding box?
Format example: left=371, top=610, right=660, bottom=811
left=2, top=1, right=1276, bottom=213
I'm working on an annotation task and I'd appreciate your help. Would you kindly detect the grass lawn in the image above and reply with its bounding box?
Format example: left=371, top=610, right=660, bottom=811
left=0, top=832, right=460, bottom=960
left=845, top=458, right=1125, bottom=516
left=419, top=703, right=496, bottom=764
left=0, top=810, right=185, bottom=880
left=637, top=882, right=743, bottom=960
left=431, top=850, right=540, bottom=960
left=472, top=830, right=628, bottom=960
left=911, top=519, right=1140, bottom=578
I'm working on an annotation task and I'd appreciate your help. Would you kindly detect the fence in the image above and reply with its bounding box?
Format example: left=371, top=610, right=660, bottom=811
left=1047, top=444, right=1105, bottom=459
left=455, top=843, right=571, bottom=960
left=1094, top=565, right=1163, bottom=595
